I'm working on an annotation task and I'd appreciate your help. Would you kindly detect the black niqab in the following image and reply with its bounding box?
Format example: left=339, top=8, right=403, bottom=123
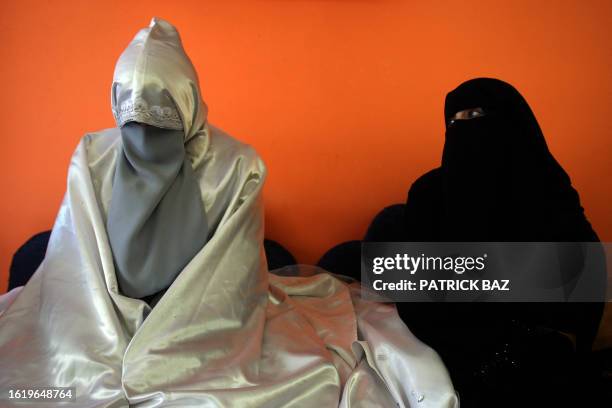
left=439, top=78, right=593, bottom=242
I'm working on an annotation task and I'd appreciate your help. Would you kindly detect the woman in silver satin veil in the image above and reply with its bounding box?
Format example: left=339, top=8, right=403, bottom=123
left=0, top=18, right=457, bottom=407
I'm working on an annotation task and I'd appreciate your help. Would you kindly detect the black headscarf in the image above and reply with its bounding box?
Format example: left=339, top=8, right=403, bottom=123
left=439, top=78, right=596, bottom=242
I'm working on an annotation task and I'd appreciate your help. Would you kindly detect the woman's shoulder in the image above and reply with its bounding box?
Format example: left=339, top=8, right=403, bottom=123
left=79, top=127, right=122, bottom=164
left=408, top=167, right=444, bottom=197
left=200, top=124, right=267, bottom=177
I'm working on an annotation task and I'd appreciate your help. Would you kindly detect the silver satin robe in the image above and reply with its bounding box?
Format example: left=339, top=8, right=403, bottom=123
left=0, top=18, right=458, bottom=408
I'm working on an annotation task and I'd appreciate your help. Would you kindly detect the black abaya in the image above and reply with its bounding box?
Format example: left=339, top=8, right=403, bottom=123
left=399, top=78, right=605, bottom=407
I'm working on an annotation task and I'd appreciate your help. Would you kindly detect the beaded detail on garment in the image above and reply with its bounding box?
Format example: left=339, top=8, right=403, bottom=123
left=112, top=99, right=183, bottom=130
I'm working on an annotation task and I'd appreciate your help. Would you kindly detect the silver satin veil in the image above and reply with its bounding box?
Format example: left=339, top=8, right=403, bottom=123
left=0, top=18, right=458, bottom=407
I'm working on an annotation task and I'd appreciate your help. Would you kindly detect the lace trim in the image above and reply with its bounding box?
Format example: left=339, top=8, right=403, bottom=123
left=113, top=99, right=183, bottom=130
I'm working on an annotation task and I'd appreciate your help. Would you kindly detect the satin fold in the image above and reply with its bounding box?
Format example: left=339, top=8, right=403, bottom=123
left=0, top=126, right=457, bottom=406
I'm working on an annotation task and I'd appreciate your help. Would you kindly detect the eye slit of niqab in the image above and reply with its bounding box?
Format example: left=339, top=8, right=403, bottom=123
left=448, top=107, right=486, bottom=126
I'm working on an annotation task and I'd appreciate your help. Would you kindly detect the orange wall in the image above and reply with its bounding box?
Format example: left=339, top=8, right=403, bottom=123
left=0, top=0, right=610, bottom=293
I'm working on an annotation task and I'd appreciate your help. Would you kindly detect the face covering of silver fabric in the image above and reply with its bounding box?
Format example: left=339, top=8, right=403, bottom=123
left=107, top=122, right=208, bottom=299
left=108, top=17, right=209, bottom=299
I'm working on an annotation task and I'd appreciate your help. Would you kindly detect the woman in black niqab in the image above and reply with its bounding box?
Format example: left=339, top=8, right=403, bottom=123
left=399, top=78, right=605, bottom=406
left=439, top=78, right=596, bottom=242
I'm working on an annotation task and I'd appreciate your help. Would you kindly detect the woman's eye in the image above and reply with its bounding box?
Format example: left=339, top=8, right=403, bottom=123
left=450, top=107, right=485, bottom=122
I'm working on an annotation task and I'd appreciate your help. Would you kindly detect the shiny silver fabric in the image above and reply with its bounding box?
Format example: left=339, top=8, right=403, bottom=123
left=111, top=17, right=210, bottom=300
left=112, top=18, right=207, bottom=142
left=0, top=18, right=458, bottom=407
